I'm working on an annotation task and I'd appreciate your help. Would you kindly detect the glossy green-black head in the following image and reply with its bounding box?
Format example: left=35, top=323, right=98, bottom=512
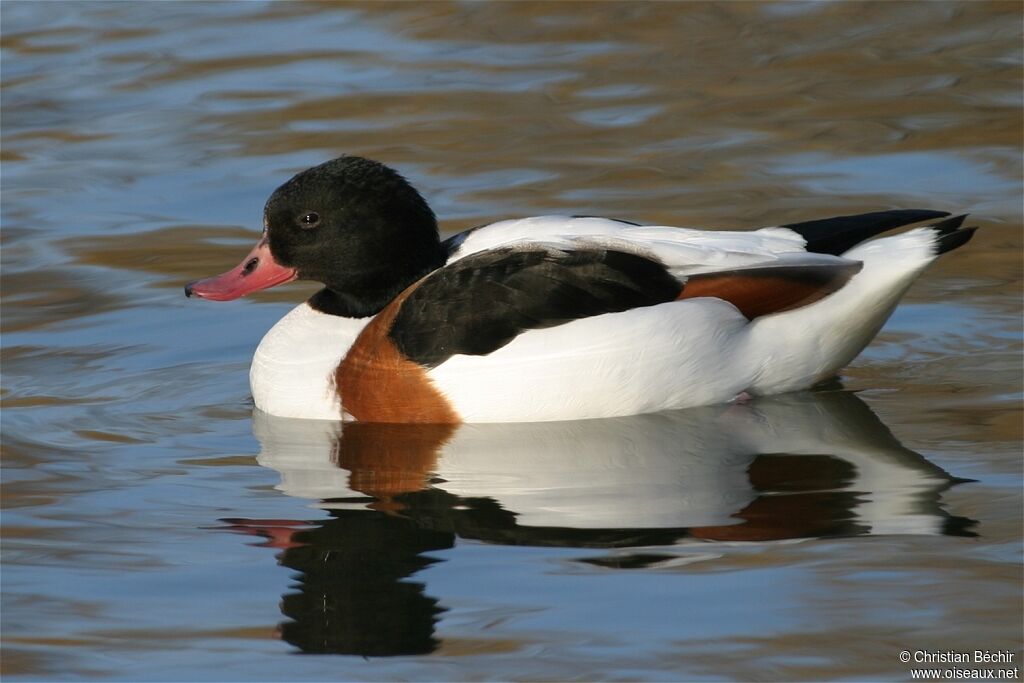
left=185, top=156, right=447, bottom=317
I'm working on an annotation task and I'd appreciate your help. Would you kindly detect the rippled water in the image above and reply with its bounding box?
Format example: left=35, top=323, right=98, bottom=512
left=2, top=2, right=1021, bottom=681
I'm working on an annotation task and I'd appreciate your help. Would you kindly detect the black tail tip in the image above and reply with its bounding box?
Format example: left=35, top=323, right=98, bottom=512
left=935, top=226, right=977, bottom=255
left=932, top=214, right=969, bottom=235
left=782, top=209, right=954, bottom=257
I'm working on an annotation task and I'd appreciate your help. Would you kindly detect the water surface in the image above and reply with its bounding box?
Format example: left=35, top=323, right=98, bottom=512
left=2, top=2, right=1021, bottom=681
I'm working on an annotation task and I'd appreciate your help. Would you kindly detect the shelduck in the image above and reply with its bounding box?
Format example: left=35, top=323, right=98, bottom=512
left=185, top=156, right=974, bottom=423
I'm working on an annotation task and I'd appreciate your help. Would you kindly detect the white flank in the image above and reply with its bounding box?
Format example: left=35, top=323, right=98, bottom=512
left=428, top=298, right=753, bottom=422
left=743, top=227, right=942, bottom=395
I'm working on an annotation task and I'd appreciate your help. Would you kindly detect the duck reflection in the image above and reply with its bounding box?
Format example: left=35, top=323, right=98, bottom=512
left=220, top=390, right=974, bottom=655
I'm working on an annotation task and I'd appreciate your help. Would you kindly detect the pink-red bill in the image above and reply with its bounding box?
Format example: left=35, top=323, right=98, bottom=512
left=185, top=237, right=297, bottom=301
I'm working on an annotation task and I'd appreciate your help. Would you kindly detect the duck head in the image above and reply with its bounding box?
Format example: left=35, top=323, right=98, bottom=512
left=185, top=156, right=446, bottom=318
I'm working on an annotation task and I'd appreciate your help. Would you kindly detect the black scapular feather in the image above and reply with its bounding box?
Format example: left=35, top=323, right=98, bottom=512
left=389, top=247, right=682, bottom=367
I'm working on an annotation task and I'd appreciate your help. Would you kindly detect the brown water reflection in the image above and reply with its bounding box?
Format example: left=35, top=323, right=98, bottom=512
left=2, top=0, right=1020, bottom=680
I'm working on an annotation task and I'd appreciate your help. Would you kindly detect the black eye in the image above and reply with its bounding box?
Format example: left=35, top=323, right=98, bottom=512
left=299, top=212, right=320, bottom=228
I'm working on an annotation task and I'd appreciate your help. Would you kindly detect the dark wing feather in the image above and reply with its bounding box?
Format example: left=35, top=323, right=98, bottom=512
left=389, top=247, right=683, bottom=368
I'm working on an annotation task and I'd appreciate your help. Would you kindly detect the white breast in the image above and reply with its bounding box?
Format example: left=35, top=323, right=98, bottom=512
left=250, top=303, right=368, bottom=420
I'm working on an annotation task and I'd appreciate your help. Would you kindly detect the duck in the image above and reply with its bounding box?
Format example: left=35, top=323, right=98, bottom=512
left=184, top=155, right=975, bottom=424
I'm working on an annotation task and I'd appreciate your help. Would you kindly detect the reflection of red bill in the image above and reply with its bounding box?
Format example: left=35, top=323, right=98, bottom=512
left=218, top=518, right=312, bottom=550
left=185, top=237, right=296, bottom=301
